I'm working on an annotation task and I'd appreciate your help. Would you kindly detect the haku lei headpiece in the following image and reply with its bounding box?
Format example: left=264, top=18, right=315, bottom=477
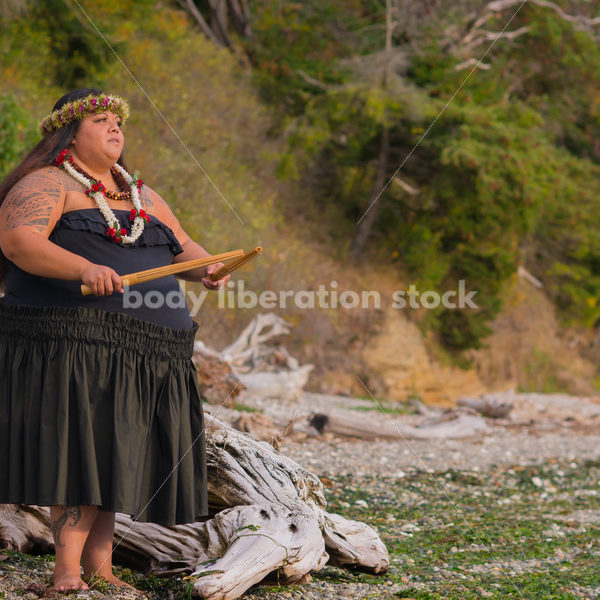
left=39, top=93, right=129, bottom=136
left=55, top=149, right=149, bottom=244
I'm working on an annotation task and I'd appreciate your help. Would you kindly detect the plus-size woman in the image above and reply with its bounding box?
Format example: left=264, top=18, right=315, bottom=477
left=0, top=88, right=229, bottom=591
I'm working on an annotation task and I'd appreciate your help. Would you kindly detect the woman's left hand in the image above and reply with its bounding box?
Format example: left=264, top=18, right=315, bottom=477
left=202, top=262, right=231, bottom=290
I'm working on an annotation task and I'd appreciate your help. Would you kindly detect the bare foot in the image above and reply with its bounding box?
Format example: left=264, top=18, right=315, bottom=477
left=53, top=572, right=89, bottom=591
left=87, top=573, right=135, bottom=589
left=104, top=573, right=135, bottom=589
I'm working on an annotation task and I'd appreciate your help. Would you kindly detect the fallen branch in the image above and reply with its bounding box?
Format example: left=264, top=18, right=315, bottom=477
left=458, top=394, right=513, bottom=418
left=309, top=408, right=489, bottom=440
left=454, top=0, right=600, bottom=62
left=194, top=313, right=314, bottom=402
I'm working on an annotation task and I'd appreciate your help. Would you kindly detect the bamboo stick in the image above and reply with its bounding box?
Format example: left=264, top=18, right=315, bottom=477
left=207, top=246, right=263, bottom=281
left=81, top=249, right=244, bottom=296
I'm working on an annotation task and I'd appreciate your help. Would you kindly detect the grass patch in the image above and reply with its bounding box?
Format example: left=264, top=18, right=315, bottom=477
left=348, top=402, right=417, bottom=416
left=232, top=402, right=263, bottom=413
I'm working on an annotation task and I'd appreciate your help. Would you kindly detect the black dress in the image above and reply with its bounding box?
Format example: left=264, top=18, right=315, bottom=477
left=0, top=208, right=208, bottom=525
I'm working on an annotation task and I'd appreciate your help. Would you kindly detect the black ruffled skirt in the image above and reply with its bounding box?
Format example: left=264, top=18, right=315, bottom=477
left=0, top=302, right=208, bottom=526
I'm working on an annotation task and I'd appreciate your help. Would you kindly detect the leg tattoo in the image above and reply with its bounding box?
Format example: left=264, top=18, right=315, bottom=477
left=51, top=506, right=82, bottom=548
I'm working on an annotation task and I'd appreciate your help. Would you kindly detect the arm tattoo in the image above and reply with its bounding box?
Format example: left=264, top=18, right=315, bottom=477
left=50, top=506, right=82, bottom=548
left=140, top=185, right=155, bottom=212
left=0, top=169, right=64, bottom=233
left=56, top=169, right=87, bottom=193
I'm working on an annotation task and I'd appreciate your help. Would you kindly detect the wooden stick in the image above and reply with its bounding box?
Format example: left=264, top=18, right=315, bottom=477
left=81, top=249, right=244, bottom=296
left=208, top=246, right=263, bottom=281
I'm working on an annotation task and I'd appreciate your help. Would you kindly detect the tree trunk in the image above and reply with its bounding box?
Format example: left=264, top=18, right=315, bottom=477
left=179, top=0, right=223, bottom=46
left=227, top=0, right=253, bottom=39
left=179, top=0, right=254, bottom=47
left=208, top=0, right=233, bottom=48
left=351, top=0, right=394, bottom=258
left=350, top=127, right=390, bottom=258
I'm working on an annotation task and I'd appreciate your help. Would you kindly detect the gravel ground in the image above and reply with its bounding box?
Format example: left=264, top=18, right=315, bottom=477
left=278, top=427, right=600, bottom=477
left=214, top=390, right=600, bottom=475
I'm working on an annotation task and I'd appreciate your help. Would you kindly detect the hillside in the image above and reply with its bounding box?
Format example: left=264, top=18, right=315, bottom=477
left=2, top=0, right=600, bottom=403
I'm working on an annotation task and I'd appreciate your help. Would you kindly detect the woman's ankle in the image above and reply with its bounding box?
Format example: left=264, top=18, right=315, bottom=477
left=50, top=505, right=98, bottom=590
left=53, top=563, right=88, bottom=591
left=81, top=510, right=116, bottom=578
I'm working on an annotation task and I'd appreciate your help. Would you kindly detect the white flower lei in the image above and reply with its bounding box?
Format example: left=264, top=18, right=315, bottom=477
left=61, top=157, right=147, bottom=244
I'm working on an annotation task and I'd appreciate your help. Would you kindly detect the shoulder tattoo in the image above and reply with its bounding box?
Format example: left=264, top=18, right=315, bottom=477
left=140, top=185, right=155, bottom=212
left=0, top=168, right=64, bottom=233
left=56, top=168, right=86, bottom=193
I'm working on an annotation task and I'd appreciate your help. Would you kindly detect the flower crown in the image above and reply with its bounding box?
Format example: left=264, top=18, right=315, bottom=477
left=39, top=93, right=129, bottom=136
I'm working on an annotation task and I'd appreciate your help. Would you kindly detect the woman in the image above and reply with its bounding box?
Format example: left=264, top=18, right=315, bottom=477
left=0, top=88, right=229, bottom=592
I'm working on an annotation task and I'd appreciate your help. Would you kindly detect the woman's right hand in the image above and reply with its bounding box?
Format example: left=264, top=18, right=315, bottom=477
left=80, top=262, right=123, bottom=296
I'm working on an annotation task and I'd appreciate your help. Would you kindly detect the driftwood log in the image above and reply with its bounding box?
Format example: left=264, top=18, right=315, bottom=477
left=0, top=416, right=388, bottom=599
left=309, top=407, right=490, bottom=440
left=458, top=393, right=513, bottom=419
left=194, top=313, right=314, bottom=404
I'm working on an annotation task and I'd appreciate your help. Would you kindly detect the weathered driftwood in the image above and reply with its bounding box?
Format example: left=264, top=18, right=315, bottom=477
left=240, top=367, right=314, bottom=402
left=0, top=416, right=388, bottom=600
left=309, top=408, right=489, bottom=440
left=194, top=313, right=314, bottom=402
left=0, top=505, right=53, bottom=555
left=458, top=394, right=513, bottom=418
left=110, top=503, right=328, bottom=596
left=218, top=313, right=294, bottom=371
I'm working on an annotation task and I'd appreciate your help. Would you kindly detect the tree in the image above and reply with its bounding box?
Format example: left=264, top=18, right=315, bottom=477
left=350, top=0, right=394, bottom=257
left=176, top=0, right=253, bottom=48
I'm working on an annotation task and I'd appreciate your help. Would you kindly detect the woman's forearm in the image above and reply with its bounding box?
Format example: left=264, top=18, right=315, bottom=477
left=1, top=229, right=91, bottom=280
left=173, top=239, right=212, bottom=282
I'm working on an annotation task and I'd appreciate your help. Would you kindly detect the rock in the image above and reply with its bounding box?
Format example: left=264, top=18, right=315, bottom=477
left=230, top=412, right=280, bottom=442
left=193, top=349, right=244, bottom=407
left=361, top=308, right=486, bottom=406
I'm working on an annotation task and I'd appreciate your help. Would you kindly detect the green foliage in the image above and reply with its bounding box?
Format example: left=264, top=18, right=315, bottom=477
left=0, top=0, right=296, bottom=353
left=1, top=1, right=118, bottom=89
left=388, top=101, right=552, bottom=349
left=283, top=83, right=410, bottom=177
left=248, top=0, right=359, bottom=114
left=232, top=402, right=263, bottom=413
left=250, top=1, right=600, bottom=352
left=406, top=48, right=456, bottom=88
left=0, top=95, right=37, bottom=181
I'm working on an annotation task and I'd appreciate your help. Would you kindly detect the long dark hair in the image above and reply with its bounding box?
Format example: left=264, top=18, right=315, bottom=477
left=0, top=87, right=129, bottom=292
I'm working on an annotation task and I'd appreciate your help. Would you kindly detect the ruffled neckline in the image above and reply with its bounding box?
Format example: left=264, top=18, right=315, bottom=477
left=52, top=208, right=183, bottom=255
